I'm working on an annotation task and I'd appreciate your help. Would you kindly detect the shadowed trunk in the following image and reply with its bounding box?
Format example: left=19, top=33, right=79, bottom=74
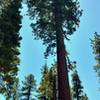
left=53, top=0, right=71, bottom=100
left=56, top=30, right=71, bottom=100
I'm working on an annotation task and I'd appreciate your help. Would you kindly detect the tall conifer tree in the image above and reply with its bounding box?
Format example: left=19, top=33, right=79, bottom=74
left=37, top=64, right=57, bottom=100
left=27, top=0, right=82, bottom=99
left=91, top=32, right=100, bottom=81
left=0, top=0, right=22, bottom=98
left=20, top=74, right=36, bottom=100
left=71, top=63, right=88, bottom=100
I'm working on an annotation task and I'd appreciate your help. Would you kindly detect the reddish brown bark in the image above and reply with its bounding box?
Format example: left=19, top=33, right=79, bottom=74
left=53, top=0, right=71, bottom=100
left=56, top=31, right=71, bottom=100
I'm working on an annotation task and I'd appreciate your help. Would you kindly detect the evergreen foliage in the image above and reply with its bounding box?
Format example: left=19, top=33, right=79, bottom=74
left=27, top=0, right=82, bottom=57
left=12, top=78, right=20, bottom=100
left=71, top=63, right=88, bottom=100
left=20, top=74, right=36, bottom=100
left=91, top=32, right=100, bottom=80
left=37, top=64, right=57, bottom=100
left=27, top=0, right=82, bottom=99
left=0, top=0, right=22, bottom=98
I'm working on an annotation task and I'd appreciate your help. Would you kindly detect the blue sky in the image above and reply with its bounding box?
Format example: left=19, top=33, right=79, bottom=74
left=1, top=0, right=100, bottom=99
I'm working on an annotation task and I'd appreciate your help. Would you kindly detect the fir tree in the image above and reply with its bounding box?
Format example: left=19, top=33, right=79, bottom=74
left=37, top=64, right=57, bottom=100
left=91, top=32, right=100, bottom=81
left=72, top=70, right=83, bottom=100
left=71, top=63, right=88, bottom=100
left=37, top=64, right=49, bottom=99
left=12, top=78, right=20, bottom=100
left=20, top=74, right=36, bottom=100
left=0, top=0, right=22, bottom=98
left=80, top=94, right=88, bottom=100
left=27, top=0, right=82, bottom=99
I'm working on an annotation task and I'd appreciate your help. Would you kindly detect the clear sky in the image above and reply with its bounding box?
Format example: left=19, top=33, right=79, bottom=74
left=1, top=0, right=100, bottom=99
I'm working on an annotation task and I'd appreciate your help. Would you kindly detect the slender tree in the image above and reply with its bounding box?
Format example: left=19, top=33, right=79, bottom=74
left=27, top=0, right=82, bottom=99
left=91, top=32, right=100, bottom=81
left=20, top=74, right=36, bottom=100
left=71, top=70, right=83, bottom=100
left=37, top=64, right=50, bottom=99
left=71, top=63, right=88, bottom=100
left=37, top=64, right=57, bottom=100
left=0, top=0, right=22, bottom=98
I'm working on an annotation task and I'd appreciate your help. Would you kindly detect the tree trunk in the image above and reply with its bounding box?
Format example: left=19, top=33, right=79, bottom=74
left=76, top=94, right=79, bottom=100
left=56, top=30, right=71, bottom=100
left=53, top=0, right=71, bottom=100
left=27, top=87, right=31, bottom=100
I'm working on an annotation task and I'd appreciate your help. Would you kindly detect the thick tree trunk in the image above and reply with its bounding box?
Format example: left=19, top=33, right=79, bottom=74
left=53, top=0, right=71, bottom=100
left=56, top=31, right=71, bottom=100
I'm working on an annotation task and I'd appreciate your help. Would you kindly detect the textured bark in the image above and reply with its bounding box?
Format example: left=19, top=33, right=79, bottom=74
left=53, top=0, right=71, bottom=100
left=56, top=31, right=71, bottom=100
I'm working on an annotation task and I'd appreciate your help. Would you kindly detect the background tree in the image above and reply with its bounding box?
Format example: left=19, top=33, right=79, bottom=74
left=91, top=32, right=100, bottom=82
left=71, top=63, right=88, bottom=100
left=20, top=74, right=36, bottom=100
left=37, top=64, right=57, bottom=100
left=12, top=78, right=20, bottom=100
left=27, top=0, right=82, bottom=99
left=0, top=0, right=22, bottom=99
left=80, top=94, right=88, bottom=100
